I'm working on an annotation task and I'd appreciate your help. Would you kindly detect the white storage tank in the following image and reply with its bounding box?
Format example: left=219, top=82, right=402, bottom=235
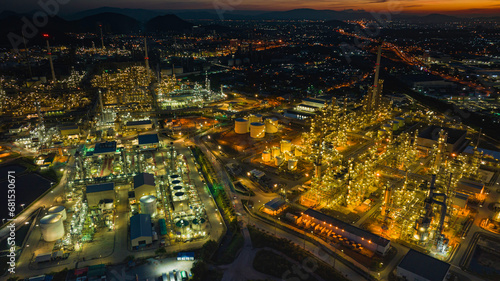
left=40, top=214, right=64, bottom=242
left=48, top=205, right=67, bottom=221
left=234, top=118, right=249, bottom=134
left=265, top=117, right=278, bottom=133
left=288, top=159, right=298, bottom=170
left=250, top=122, right=265, bottom=139
left=262, top=150, right=271, bottom=162
left=140, top=195, right=157, bottom=215
left=271, top=147, right=281, bottom=158
left=280, top=140, right=292, bottom=153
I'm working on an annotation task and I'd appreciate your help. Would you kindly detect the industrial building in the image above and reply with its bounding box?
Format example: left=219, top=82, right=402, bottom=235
left=59, top=125, right=80, bottom=138
left=134, top=173, right=156, bottom=197
left=396, top=249, right=450, bottom=281
left=416, top=125, right=468, bottom=153
left=125, top=120, right=153, bottom=131
left=130, top=214, right=153, bottom=247
left=138, top=133, right=160, bottom=150
left=298, top=209, right=391, bottom=255
left=92, top=141, right=117, bottom=156
left=262, top=198, right=288, bottom=216
left=85, top=182, right=115, bottom=206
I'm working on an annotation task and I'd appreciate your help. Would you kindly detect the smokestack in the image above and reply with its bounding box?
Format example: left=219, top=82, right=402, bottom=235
left=43, top=34, right=56, bottom=82
left=144, top=37, right=150, bottom=75
left=99, top=25, right=105, bottom=49
left=373, top=43, right=382, bottom=89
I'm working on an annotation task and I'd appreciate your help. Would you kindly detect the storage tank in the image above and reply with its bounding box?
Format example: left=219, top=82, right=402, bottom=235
left=288, top=159, right=298, bottom=171
left=271, top=147, right=281, bottom=158
left=140, top=195, right=157, bottom=215
left=262, top=150, right=271, bottom=162
left=391, top=121, right=399, bottom=131
left=265, top=118, right=278, bottom=133
left=395, top=117, right=405, bottom=126
left=280, top=140, right=292, bottom=153
left=294, top=149, right=302, bottom=157
left=234, top=118, right=249, bottom=134
left=171, top=179, right=182, bottom=186
left=404, top=115, right=412, bottom=123
left=228, top=59, right=234, bottom=67
left=250, top=122, right=265, bottom=139
left=170, top=174, right=180, bottom=180
left=275, top=156, right=284, bottom=166
left=40, top=214, right=64, bottom=242
left=172, top=185, right=184, bottom=192
left=383, top=124, right=392, bottom=131
left=284, top=152, right=292, bottom=161
left=378, top=129, right=386, bottom=138
left=48, top=205, right=67, bottom=221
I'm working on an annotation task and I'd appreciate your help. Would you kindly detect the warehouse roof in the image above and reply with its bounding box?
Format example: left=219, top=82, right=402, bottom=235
left=93, top=141, right=117, bottom=154
left=134, top=173, right=155, bottom=188
left=264, top=198, right=287, bottom=211
left=418, top=125, right=467, bottom=145
left=126, top=120, right=152, bottom=126
left=138, top=134, right=159, bottom=145
left=398, top=249, right=450, bottom=281
left=303, top=209, right=390, bottom=247
left=130, top=214, right=152, bottom=240
left=86, top=182, right=114, bottom=193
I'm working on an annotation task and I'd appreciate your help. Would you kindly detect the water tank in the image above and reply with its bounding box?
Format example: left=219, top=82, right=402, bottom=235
left=234, top=118, right=249, bottom=134
left=48, top=205, right=67, bottom=221
left=140, top=195, right=157, bottom=215
left=288, top=159, right=298, bottom=171
left=250, top=122, right=265, bottom=139
left=265, top=118, right=278, bottom=133
left=271, top=147, right=281, bottom=158
left=280, top=140, right=292, bottom=153
left=40, top=214, right=64, bottom=242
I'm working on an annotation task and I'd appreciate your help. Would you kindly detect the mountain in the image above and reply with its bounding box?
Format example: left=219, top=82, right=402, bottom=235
left=146, top=14, right=194, bottom=32
left=417, top=13, right=460, bottom=23
left=73, top=13, right=140, bottom=33
left=67, top=7, right=166, bottom=22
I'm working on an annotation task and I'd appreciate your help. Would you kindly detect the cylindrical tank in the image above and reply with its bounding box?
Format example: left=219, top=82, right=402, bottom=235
left=378, top=129, right=386, bottom=138
left=254, top=114, right=263, bottom=122
left=171, top=180, right=182, bottom=185
left=234, top=118, right=249, bottom=134
left=228, top=59, right=234, bottom=67
left=48, top=205, right=67, bottom=221
left=404, top=115, right=412, bottom=123
left=40, top=214, right=64, bottom=242
left=140, top=195, right=157, bottom=215
left=250, top=122, right=265, bottom=139
left=383, top=124, right=391, bottom=131
left=271, top=147, right=280, bottom=158
left=248, top=115, right=257, bottom=123
left=172, top=185, right=184, bottom=191
left=288, top=159, right=298, bottom=170
left=294, top=149, right=302, bottom=157
left=265, top=118, right=278, bottom=133
left=280, top=140, right=292, bottom=153
left=275, top=156, right=284, bottom=166
left=262, top=151, right=271, bottom=162
left=284, top=152, right=291, bottom=161
left=235, top=58, right=242, bottom=66
left=391, top=121, right=399, bottom=131
left=395, top=117, right=405, bottom=126
left=170, top=174, right=180, bottom=180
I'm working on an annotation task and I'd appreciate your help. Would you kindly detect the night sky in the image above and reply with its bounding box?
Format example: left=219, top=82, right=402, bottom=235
left=1, top=0, right=499, bottom=15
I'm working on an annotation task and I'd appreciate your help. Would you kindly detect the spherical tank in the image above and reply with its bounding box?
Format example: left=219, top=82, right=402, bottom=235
left=280, top=140, right=292, bottom=153
left=48, top=205, right=67, bottom=221
left=288, top=159, right=298, bottom=170
left=250, top=122, right=265, bottom=138
left=40, top=214, right=64, bottom=242
left=262, top=150, right=271, bottom=162
left=265, top=118, right=278, bottom=133
left=234, top=118, right=249, bottom=134
left=140, top=195, right=157, bottom=215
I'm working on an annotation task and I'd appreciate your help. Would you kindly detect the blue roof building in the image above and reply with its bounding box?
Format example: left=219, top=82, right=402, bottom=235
left=130, top=214, right=153, bottom=247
